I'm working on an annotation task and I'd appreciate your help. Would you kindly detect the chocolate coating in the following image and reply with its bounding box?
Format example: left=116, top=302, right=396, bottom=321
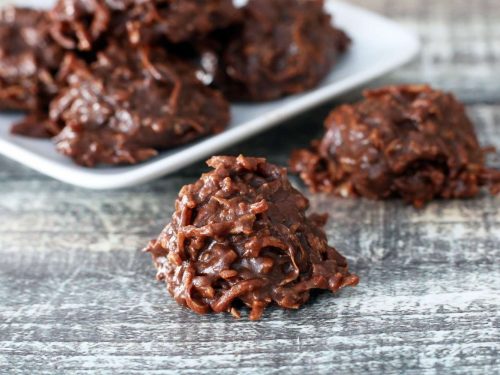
left=0, top=7, right=62, bottom=111
left=126, top=0, right=242, bottom=45
left=291, top=85, right=500, bottom=207
left=145, top=156, right=359, bottom=320
left=51, top=44, right=230, bottom=167
left=49, top=0, right=116, bottom=51
left=218, top=0, right=350, bottom=101
left=49, top=0, right=241, bottom=51
left=10, top=111, right=61, bottom=139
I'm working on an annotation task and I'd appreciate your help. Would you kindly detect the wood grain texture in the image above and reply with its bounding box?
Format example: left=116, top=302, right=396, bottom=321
left=1, top=1, right=499, bottom=374
left=350, top=0, right=500, bottom=103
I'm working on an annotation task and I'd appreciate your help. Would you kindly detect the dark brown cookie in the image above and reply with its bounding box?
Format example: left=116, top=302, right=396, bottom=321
left=217, top=0, right=350, bottom=101
left=291, top=85, right=500, bottom=207
left=0, top=7, right=62, bottom=112
left=49, top=0, right=241, bottom=51
left=125, top=0, right=242, bottom=45
left=145, top=156, right=359, bottom=320
left=50, top=43, right=230, bottom=167
left=10, top=111, right=62, bottom=139
left=49, top=0, right=115, bottom=51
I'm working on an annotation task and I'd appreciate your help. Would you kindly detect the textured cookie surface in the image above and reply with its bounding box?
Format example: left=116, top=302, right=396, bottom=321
left=146, top=156, right=358, bottom=320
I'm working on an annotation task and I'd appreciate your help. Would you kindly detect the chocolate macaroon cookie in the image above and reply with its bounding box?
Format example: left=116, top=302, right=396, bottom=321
left=145, top=156, right=358, bottom=320
left=291, top=85, right=500, bottom=207
left=50, top=0, right=241, bottom=50
left=50, top=43, right=230, bottom=167
left=49, top=0, right=117, bottom=51
left=217, top=0, right=350, bottom=101
left=125, top=0, right=242, bottom=45
left=0, top=7, right=62, bottom=112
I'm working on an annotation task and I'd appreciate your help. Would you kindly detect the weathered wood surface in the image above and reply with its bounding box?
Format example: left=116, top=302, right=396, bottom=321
left=1, top=1, right=500, bottom=374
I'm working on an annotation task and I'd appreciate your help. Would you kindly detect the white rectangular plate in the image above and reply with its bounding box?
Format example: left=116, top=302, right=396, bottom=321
left=0, top=0, right=420, bottom=189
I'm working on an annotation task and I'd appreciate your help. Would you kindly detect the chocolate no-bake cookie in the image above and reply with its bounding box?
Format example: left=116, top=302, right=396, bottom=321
left=0, top=7, right=62, bottom=112
left=145, top=156, right=359, bottom=320
left=10, top=111, right=62, bottom=138
left=217, top=0, right=350, bottom=101
left=50, top=0, right=241, bottom=50
left=49, top=0, right=117, bottom=51
left=48, top=0, right=151, bottom=51
left=126, top=0, right=241, bottom=45
left=10, top=53, right=83, bottom=139
left=291, top=85, right=500, bottom=207
left=50, top=44, right=230, bottom=166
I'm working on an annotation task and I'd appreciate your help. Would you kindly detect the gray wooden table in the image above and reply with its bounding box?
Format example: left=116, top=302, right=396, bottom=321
left=1, top=1, right=499, bottom=374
